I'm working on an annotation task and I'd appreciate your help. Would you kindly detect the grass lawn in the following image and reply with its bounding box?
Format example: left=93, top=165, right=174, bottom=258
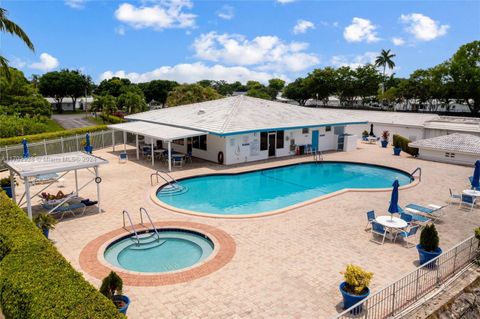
left=44, top=119, right=65, bottom=132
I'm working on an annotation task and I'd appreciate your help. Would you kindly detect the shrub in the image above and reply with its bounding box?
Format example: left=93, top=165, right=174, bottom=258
left=420, top=224, right=440, bottom=252
left=100, top=271, right=123, bottom=300
left=0, top=191, right=123, bottom=319
left=362, top=130, right=369, bottom=137
left=99, top=113, right=125, bottom=124
left=342, top=264, right=373, bottom=295
left=0, top=125, right=108, bottom=146
left=33, top=213, right=58, bottom=232
left=381, top=130, right=390, bottom=141
left=392, top=134, right=419, bottom=156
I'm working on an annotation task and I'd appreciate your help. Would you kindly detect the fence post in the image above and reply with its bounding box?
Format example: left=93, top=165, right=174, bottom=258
left=60, top=137, right=64, bottom=153
left=391, top=283, right=396, bottom=316
left=452, top=246, right=458, bottom=273
left=436, top=259, right=441, bottom=287
left=468, top=237, right=474, bottom=260
left=5, top=145, right=8, bottom=160
left=414, top=270, right=420, bottom=300
left=43, top=139, right=47, bottom=155
left=76, top=134, right=79, bottom=151
left=102, top=131, right=105, bottom=148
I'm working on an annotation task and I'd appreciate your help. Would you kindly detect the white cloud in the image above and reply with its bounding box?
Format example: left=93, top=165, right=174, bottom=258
left=277, top=0, right=296, bottom=3
left=192, top=32, right=319, bottom=72
left=330, top=52, right=377, bottom=69
left=293, top=19, right=315, bottom=34
left=65, top=0, right=85, bottom=9
left=100, top=62, right=284, bottom=84
left=343, top=17, right=380, bottom=43
left=30, top=53, right=59, bottom=71
left=217, top=5, right=234, bottom=20
left=392, top=37, right=405, bottom=46
left=400, top=13, right=449, bottom=41
left=115, top=0, right=196, bottom=31
left=115, top=26, right=126, bottom=35
left=10, top=57, right=26, bottom=69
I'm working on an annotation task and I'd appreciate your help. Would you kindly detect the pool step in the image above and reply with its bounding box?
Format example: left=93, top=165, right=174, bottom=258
left=157, top=184, right=188, bottom=196
left=130, top=238, right=166, bottom=250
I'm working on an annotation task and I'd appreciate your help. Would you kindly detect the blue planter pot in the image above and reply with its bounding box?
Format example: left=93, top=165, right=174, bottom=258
left=1, top=186, right=12, bottom=198
left=42, top=227, right=49, bottom=238
left=417, top=245, right=442, bottom=268
left=339, top=282, right=370, bottom=315
left=381, top=140, right=388, bottom=148
left=393, top=147, right=402, bottom=156
left=113, top=295, right=130, bottom=315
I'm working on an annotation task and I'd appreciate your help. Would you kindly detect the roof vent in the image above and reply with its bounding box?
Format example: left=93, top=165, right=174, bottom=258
left=197, top=108, right=206, bottom=115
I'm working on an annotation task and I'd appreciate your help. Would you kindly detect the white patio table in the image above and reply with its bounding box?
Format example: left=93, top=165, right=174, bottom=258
left=375, top=216, right=408, bottom=242
left=463, top=189, right=480, bottom=197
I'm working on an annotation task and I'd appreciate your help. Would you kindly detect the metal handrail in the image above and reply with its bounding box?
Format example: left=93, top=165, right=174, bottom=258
left=313, top=150, right=323, bottom=162
left=122, top=210, right=140, bottom=244
left=158, top=170, right=179, bottom=184
left=139, top=207, right=160, bottom=239
left=150, top=171, right=172, bottom=186
left=411, top=167, right=422, bottom=181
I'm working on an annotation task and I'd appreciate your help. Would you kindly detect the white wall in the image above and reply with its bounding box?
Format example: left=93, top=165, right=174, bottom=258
left=418, top=148, right=477, bottom=166
left=345, top=123, right=425, bottom=141
left=169, top=135, right=226, bottom=163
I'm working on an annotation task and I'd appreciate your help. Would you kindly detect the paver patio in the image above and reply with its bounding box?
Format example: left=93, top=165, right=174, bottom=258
left=9, top=142, right=479, bottom=318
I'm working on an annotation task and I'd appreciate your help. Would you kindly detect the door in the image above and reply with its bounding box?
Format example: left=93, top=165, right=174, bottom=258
left=311, top=130, right=319, bottom=153
left=268, top=133, right=276, bottom=157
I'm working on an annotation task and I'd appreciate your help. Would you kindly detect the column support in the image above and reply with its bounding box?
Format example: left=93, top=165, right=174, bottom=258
left=136, top=134, right=139, bottom=160
left=168, top=141, right=172, bottom=172
left=24, top=177, right=32, bottom=219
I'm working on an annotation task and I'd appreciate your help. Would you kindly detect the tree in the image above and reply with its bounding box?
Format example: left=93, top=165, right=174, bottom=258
left=95, top=77, right=132, bottom=97
left=91, top=94, right=117, bottom=117
left=284, top=78, right=310, bottom=106
left=449, top=40, right=480, bottom=114
left=375, top=49, right=396, bottom=94
left=166, top=84, right=222, bottom=107
left=139, top=80, right=178, bottom=106
left=335, top=66, right=357, bottom=106
left=305, top=67, right=336, bottom=105
left=355, top=64, right=382, bottom=105
left=246, top=88, right=271, bottom=100
left=65, top=70, right=93, bottom=112
left=117, top=91, right=147, bottom=114
left=38, top=71, right=69, bottom=113
left=267, top=78, right=285, bottom=100
left=0, top=8, right=34, bottom=79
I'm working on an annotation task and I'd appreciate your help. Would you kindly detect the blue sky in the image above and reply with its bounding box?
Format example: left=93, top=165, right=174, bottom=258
left=2, top=0, right=479, bottom=84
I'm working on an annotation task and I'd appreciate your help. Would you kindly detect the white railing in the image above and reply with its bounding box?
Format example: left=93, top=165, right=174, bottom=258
left=333, top=235, right=479, bottom=318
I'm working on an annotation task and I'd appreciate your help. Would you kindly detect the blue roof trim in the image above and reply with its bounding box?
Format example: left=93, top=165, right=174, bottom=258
left=209, top=121, right=368, bottom=137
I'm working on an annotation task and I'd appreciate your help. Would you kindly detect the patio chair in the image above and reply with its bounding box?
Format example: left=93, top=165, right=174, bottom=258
left=400, top=212, right=413, bottom=224
left=394, top=225, right=420, bottom=248
left=399, top=207, right=432, bottom=225
left=449, top=188, right=461, bottom=205
left=142, top=146, right=152, bottom=159
left=185, top=151, right=193, bottom=164
left=460, top=194, right=476, bottom=212
left=172, top=155, right=184, bottom=167
left=365, top=210, right=375, bottom=230
left=405, top=203, right=446, bottom=220
left=371, top=221, right=387, bottom=245
left=119, top=152, right=128, bottom=163
left=42, top=202, right=86, bottom=220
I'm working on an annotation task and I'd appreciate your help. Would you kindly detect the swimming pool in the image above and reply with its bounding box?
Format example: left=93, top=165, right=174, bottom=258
left=157, top=162, right=413, bottom=216
left=104, top=229, right=214, bottom=273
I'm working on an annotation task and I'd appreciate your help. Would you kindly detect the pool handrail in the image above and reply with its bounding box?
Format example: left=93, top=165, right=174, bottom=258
left=411, top=167, right=422, bottom=181
left=150, top=170, right=180, bottom=187
left=139, top=207, right=160, bottom=240
left=122, top=209, right=140, bottom=245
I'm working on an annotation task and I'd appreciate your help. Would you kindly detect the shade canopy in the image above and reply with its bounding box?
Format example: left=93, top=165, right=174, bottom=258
left=388, top=179, right=400, bottom=215
left=109, top=121, right=207, bottom=142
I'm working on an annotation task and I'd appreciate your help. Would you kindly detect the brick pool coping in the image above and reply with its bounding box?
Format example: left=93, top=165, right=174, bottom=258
left=79, top=221, right=236, bottom=286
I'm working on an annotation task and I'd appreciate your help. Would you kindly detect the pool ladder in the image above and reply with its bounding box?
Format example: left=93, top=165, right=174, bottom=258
left=122, top=210, right=140, bottom=245
left=151, top=170, right=179, bottom=187
left=313, top=150, right=323, bottom=162
left=411, top=167, right=422, bottom=181
left=122, top=208, right=160, bottom=245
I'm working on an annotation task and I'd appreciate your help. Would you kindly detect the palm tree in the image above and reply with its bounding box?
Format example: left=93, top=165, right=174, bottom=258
left=0, top=7, right=35, bottom=78
left=375, top=49, right=396, bottom=94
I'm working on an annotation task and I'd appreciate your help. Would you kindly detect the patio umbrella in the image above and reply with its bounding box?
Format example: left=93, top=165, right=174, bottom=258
left=472, top=160, right=480, bottom=189
left=369, top=123, right=374, bottom=136
left=84, top=133, right=93, bottom=154
left=22, top=139, right=29, bottom=158
left=388, top=179, right=400, bottom=220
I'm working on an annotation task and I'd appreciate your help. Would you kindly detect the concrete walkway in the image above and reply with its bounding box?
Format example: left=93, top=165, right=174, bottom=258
left=52, top=114, right=93, bottom=129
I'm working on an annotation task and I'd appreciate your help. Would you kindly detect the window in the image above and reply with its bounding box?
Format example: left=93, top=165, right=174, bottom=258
left=276, top=131, right=284, bottom=149
left=302, top=128, right=309, bottom=134
left=325, top=126, right=331, bottom=132
left=172, top=139, right=184, bottom=145
left=193, top=135, right=207, bottom=151
left=445, top=152, right=455, bottom=158
left=260, top=132, right=268, bottom=151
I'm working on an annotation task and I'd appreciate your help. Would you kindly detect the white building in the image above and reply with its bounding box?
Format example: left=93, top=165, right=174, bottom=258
left=115, top=96, right=368, bottom=166
left=45, top=97, right=94, bottom=111
left=408, top=133, right=480, bottom=166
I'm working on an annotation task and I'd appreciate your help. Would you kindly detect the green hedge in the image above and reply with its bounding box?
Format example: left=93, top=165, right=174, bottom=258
left=0, top=125, right=108, bottom=146
left=99, top=114, right=125, bottom=124
left=0, top=191, right=123, bottom=319
left=393, top=134, right=419, bottom=156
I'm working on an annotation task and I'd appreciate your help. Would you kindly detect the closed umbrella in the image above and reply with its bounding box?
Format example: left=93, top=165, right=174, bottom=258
left=388, top=179, right=400, bottom=220
left=84, top=133, right=93, bottom=154
left=472, top=160, right=480, bottom=189
left=369, top=124, right=374, bottom=136
left=22, top=139, right=29, bottom=158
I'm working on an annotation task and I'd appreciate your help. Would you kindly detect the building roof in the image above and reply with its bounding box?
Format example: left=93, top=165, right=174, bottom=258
left=5, top=152, right=108, bottom=177
left=408, top=133, right=480, bottom=155
left=108, top=121, right=207, bottom=141
left=423, top=116, right=480, bottom=133
left=125, top=95, right=368, bottom=135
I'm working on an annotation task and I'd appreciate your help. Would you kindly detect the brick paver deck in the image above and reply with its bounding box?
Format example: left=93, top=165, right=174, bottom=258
left=9, top=143, right=479, bottom=318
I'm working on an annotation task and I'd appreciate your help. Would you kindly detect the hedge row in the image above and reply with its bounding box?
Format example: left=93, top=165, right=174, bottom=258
left=0, top=191, right=123, bottom=319
left=0, top=125, right=108, bottom=146
left=99, top=114, right=125, bottom=124
left=393, top=134, right=419, bottom=156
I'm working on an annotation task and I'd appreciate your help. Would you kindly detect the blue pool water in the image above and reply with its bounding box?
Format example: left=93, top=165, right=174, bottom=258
left=158, top=162, right=413, bottom=215
left=104, top=230, right=214, bottom=273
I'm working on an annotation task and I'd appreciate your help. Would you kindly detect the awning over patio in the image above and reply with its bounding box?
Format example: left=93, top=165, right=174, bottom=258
left=108, top=121, right=208, bottom=171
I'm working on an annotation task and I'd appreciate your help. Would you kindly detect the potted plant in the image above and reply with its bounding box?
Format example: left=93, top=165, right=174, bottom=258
left=417, top=224, right=442, bottom=267
left=381, top=131, right=390, bottom=148
left=100, top=271, right=130, bottom=315
left=0, top=177, right=15, bottom=198
left=475, top=227, right=480, bottom=248
left=33, top=213, right=58, bottom=238
left=339, top=264, right=373, bottom=314
left=393, top=138, right=402, bottom=156
left=362, top=130, right=369, bottom=141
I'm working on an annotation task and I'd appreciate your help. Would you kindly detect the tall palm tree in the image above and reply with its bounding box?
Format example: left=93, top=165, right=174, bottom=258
left=375, top=49, right=396, bottom=94
left=0, top=7, right=35, bottom=78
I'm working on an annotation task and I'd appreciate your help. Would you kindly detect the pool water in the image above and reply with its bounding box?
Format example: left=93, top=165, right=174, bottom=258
left=104, top=230, right=214, bottom=273
left=158, top=162, right=413, bottom=215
